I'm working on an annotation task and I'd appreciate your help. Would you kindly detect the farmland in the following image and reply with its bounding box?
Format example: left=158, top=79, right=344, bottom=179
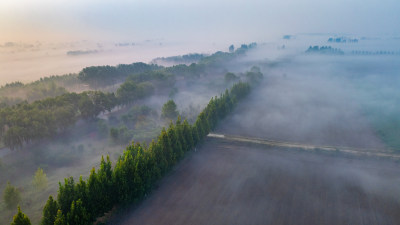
left=112, top=138, right=400, bottom=225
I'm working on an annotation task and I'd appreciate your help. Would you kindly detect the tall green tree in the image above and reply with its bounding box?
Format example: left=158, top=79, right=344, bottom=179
left=96, top=155, right=115, bottom=213
left=158, top=128, right=174, bottom=169
left=167, top=122, right=183, bottom=160
left=66, top=199, right=90, bottom=225
left=53, top=210, right=66, bottom=225
left=41, top=196, right=58, bottom=225
left=11, top=206, right=31, bottom=225
left=57, top=177, right=75, bottom=215
left=182, top=119, right=194, bottom=150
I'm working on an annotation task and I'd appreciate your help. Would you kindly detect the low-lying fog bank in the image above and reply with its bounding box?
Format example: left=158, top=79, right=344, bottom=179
left=112, top=139, right=400, bottom=225
left=217, top=46, right=400, bottom=150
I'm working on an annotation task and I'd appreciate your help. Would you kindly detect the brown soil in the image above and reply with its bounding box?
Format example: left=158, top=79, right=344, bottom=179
left=111, top=138, right=400, bottom=225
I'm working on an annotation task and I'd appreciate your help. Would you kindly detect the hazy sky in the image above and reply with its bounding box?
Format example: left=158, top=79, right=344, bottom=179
left=1, top=0, right=399, bottom=43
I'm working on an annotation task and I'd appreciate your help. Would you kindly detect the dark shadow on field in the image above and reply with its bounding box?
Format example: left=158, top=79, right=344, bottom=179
left=111, top=138, right=400, bottom=225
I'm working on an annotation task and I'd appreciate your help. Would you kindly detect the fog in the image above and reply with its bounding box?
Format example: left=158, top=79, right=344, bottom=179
left=1, top=0, right=399, bottom=85
left=217, top=37, right=400, bottom=150
left=1, top=0, right=400, bottom=223
left=0, top=40, right=226, bottom=85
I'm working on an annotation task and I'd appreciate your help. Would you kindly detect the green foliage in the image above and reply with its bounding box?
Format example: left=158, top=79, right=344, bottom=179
left=66, top=199, right=90, bottom=225
left=53, top=210, right=66, bottom=225
left=41, top=196, right=58, bottom=225
left=164, top=63, right=203, bottom=79
left=154, top=53, right=205, bottom=64
left=127, top=71, right=175, bottom=87
left=11, top=206, right=31, bottom=225
left=0, top=80, right=71, bottom=108
left=161, top=100, right=179, bottom=120
left=26, top=81, right=67, bottom=102
left=57, top=177, right=75, bottom=216
left=246, top=66, right=263, bottom=84
left=3, top=181, right=21, bottom=209
left=78, top=63, right=161, bottom=88
left=0, top=90, right=117, bottom=149
left=224, top=72, right=239, bottom=83
left=86, top=156, right=114, bottom=219
left=37, top=81, right=251, bottom=224
left=33, top=167, right=48, bottom=190
left=109, top=125, right=132, bottom=144
left=0, top=45, right=257, bottom=150
left=116, top=81, right=154, bottom=105
left=121, top=105, right=157, bottom=128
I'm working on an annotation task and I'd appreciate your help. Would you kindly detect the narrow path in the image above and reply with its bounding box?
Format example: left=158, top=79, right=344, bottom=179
left=207, top=133, right=400, bottom=159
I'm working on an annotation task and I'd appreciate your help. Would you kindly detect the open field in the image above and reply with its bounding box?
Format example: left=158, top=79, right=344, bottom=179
left=111, top=138, right=400, bottom=225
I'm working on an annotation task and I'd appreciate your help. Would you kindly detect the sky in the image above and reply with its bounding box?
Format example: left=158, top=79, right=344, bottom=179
left=1, top=0, right=399, bottom=43
left=0, top=0, right=399, bottom=85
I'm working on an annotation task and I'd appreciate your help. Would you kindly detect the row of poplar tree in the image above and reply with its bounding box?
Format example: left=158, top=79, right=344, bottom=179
left=11, top=81, right=251, bottom=225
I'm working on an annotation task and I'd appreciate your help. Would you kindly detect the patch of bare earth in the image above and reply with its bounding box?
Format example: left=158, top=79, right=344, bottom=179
left=112, top=138, right=400, bottom=225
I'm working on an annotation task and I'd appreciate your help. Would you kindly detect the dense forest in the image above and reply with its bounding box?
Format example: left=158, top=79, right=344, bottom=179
left=0, top=43, right=257, bottom=150
left=1, top=43, right=261, bottom=224
left=10, top=81, right=251, bottom=225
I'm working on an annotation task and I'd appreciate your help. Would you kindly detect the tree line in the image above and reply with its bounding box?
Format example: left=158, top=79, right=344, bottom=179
left=78, top=63, right=161, bottom=88
left=78, top=43, right=257, bottom=89
left=0, top=44, right=260, bottom=150
left=0, top=79, right=157, bottom=150
left=11, top=81, right=251, bottom=225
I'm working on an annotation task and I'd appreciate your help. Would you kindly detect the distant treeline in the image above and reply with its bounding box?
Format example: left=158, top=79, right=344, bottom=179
left=17, top=82, right=251, bottom=225
left=78, top=63, right=162, bottom=89
left=327, top=37, right=359, bottom=43
left=0, top=43, right=258, bottom=150
left=305, top=46, right=344, bottom=55
left=0, top=76, right=79, bottom=107
left=0, top=43, right=257, bottom=106
left=151, top=53, right=205, bottom=64
left=78, top=43, right=257, bottom=88
left=66, top=50, right=98, bottom=56
left=305, top=46, right=400, bottom=57
left=350, top=50, right=400, bottom=56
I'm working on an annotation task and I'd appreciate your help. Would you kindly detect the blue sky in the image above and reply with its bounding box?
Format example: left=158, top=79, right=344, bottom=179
left=0, top=0, right=399, bottom=42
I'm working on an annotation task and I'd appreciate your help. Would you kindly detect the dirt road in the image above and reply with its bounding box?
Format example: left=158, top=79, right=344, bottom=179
left=208, top=133, right=400, bottom=159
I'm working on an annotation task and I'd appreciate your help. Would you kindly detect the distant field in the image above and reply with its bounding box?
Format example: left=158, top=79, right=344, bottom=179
left=112, top=138, right=400, bottom=225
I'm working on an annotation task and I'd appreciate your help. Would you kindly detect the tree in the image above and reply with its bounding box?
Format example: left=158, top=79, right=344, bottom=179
left=11, top=206, right=31, bottom=225
left=229, top=45, right=235, bottom=53
left=96, top=155, right=115, bottom=213
left=161, top=100, right=178, bottom=120
left=224, top=72, right=239, bottom=83
left=182, top=119, right=194, bottom=150
left=53, top=210, right=66, bottom=225
left=57, top=177, right=75, bottom=215
left=41, top=196, right=58, bottom=225
left=66, top=199, right=90, bottom=225
left=116, top=80, right=138, bottom=104
left=33, top=167, right=48, bottom=190
left=3, top=181, right=21, bottom=209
